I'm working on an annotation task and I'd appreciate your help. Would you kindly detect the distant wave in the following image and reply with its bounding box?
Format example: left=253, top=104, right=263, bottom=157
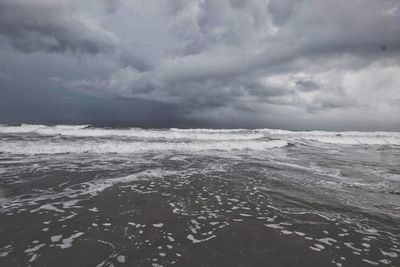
left=0, top=124, right=263, bottom=141
left=260, top=129, right=400, bottom=145
left=1, top=124, right=400, bottom=146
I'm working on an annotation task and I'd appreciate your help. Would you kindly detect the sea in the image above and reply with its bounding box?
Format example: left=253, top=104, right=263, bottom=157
left=0, top=124, right=399, bottom=266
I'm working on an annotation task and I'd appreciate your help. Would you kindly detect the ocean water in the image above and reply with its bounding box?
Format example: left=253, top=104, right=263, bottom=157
left=0, top=124, right=399, bottom=266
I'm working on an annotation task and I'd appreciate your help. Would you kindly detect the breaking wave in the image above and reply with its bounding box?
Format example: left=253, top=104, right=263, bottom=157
left=0, top=125, right=399, bottom=150
left=0, top=140, right=289, bottom=155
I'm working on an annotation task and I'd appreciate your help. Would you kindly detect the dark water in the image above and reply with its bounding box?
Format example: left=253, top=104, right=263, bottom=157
left=0, top=125, right=399, bottom=266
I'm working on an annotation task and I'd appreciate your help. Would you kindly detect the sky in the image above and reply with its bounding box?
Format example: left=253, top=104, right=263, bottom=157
left=0, top=0, right=400, bottom=130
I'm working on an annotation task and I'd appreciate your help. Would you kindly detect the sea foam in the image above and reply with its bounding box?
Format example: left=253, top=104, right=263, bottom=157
left=1, top=125, right=399, bottom=148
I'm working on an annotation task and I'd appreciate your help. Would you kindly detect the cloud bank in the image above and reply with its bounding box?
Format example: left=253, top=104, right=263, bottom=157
left=1, top=0, right=400, bottom=130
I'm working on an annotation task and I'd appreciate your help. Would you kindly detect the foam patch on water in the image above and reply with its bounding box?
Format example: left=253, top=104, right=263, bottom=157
left=0, top=169, right=176, bottom=213
left=187, top=234, right=216, bottom=243
left=56, top=232, right=84, bottom=249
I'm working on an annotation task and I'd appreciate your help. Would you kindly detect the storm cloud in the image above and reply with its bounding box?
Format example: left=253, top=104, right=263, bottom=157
left=1, top=0, right=400, bottom=130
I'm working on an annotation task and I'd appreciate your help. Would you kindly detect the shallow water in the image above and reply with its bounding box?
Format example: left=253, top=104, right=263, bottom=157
left=0, top=125, right=399, bottom=266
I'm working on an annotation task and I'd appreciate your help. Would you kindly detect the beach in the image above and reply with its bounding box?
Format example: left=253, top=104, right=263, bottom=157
left=0, top=125, right=399, bottom=266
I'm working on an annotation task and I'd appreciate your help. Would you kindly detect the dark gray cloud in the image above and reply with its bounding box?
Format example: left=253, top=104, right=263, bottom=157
left=1, top=0, right=400, bottom=130
left=295, top=79, right=320, bottom=92
left=0, top=0, right=117, bottom=54
left=268, top=0, right=301, bottom=26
